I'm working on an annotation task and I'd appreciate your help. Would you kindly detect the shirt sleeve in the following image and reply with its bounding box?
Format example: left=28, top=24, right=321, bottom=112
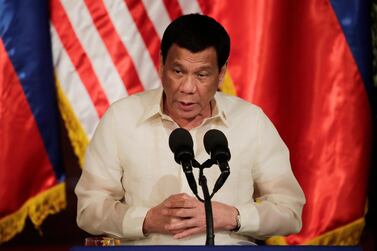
left=75, top=107, right=148, bottom=240
left=236, top=108, right=306, bottom=239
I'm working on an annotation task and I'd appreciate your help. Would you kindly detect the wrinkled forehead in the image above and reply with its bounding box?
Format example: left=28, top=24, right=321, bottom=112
left=164, top=44, right=218, bottom=68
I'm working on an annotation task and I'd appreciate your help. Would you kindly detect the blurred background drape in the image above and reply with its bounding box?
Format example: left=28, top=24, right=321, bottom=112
left=0, top=0, right=375, bottom=247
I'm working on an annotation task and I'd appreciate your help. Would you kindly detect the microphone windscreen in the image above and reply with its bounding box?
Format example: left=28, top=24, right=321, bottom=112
left=169, top=128, right=193, bottom=154
left=203, top=129, right=228, bottom=154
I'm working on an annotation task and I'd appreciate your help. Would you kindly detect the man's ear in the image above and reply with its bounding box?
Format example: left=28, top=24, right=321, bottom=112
left=218, top=62, right=228, bottom=86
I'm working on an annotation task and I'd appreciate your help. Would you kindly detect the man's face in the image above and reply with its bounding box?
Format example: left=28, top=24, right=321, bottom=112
left=160, top=44, right=226, bottom=126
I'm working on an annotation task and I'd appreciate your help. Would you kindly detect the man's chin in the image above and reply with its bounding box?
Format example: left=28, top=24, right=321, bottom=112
left=176, top=110, right=199, bottom=120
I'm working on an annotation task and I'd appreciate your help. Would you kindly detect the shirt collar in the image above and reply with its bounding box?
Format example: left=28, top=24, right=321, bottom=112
left=211, top=92, right=229, bottom=127
left=139, top=87, right=164, bottom=123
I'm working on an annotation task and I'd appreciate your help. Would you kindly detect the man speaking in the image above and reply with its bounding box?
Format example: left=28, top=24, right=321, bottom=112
left=75, top=14, right=305, bottom=245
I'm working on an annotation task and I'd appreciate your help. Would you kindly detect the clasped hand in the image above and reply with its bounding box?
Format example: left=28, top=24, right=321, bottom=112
left=142, top=193, right=238, bottom=239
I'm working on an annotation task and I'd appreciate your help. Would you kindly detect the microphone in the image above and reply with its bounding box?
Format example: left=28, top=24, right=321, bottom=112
left=169, top=128, right=198, bottom=195
left=204, top=129, right=231, bottom=166
left=203, top=129, right=231, bottom=194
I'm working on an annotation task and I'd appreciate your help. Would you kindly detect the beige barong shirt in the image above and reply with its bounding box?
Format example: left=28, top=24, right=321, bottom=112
left=75, top=87, right=305, bottom=245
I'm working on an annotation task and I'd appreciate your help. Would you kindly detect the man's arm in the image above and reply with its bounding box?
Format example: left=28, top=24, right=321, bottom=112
left=234, top=108, right=306, bottom=239
left=75, top=107, right=149, bottom=240
left=235, top=173, right=305, bottom=239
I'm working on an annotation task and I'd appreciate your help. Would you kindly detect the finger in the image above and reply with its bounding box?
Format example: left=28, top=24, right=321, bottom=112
left=166, top=193, right=190, bottom=201
left=167, top=217, right=198, bottom=231
left=167, top=197, right=198, bottom=208
left=169, top=229, right=183, bottom=235
left=164, top=194, right=192, bottom=208
left=166, top=208, right=198, bottom=218
left=173, top=227, right=203, bottom=239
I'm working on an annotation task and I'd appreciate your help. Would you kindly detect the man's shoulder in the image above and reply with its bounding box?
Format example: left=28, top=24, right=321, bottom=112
left=112, top=87, right=161, bottom=106
left=215, top=91, right=262, bottom=115
left=103, top=87, right=161, bottom=125
left=108, top=87, right=160, bottom=112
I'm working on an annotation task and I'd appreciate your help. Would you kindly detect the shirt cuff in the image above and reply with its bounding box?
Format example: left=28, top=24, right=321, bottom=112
left=122, top=206, right=150, bottom=239
left=236, top=203, right=260, bottom=235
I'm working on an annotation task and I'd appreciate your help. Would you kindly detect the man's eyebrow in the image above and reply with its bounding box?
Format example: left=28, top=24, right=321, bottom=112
left=171, top=61, right=183, bottom=67
left=170, top=61, right=213, bottom=71
left=170, top=61, right=185, bottom=68
left=196, top=66, right=212, bottom=71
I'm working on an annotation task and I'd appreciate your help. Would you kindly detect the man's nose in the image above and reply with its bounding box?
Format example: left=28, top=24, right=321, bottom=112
left=180, top=75, right=196, bottom=93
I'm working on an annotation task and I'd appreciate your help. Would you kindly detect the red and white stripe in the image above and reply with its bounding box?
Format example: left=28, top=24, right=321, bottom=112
left=50, top=0, right=203, bottom=138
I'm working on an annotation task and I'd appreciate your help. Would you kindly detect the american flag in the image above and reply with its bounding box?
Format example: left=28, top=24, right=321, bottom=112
left=50, top=1, right=219, bottom=166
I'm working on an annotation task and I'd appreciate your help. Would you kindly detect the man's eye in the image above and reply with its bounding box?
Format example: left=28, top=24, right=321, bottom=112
left=174, top=69, right=182, bottom=74
left=198, top=72, right=208, bottom=78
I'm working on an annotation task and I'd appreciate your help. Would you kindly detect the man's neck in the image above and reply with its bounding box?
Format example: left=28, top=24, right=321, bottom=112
left=175, top=115, right=208, bottom=130
left=165, top=102, right=213, bottom=130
